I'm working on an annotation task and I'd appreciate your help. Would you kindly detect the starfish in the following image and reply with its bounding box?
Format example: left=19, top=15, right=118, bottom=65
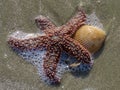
left=7, top=10, right=93, bottom=85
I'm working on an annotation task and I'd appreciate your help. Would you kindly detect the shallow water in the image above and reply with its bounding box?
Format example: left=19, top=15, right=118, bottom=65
left=0, top=0, right=120, bottom=90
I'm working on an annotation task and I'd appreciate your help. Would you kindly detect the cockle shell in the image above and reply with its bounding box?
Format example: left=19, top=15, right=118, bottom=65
left=65, top=12, right=106, bottom=72
left=73, top=25, right=106, bottom=53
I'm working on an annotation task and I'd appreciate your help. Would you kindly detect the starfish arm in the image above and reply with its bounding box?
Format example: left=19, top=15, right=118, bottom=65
left=7, top=31, right=49, bottom=51
left=61, top=35, right=92, bottom=64
left=35, top=15, right=56, bottom=31
left=42, top=45, right=63, bottom=84
left=60, top=10, right=86, bottom=36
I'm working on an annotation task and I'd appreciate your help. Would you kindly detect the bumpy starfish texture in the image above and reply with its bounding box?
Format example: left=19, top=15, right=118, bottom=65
left=8, top=10, right=93, bottom=85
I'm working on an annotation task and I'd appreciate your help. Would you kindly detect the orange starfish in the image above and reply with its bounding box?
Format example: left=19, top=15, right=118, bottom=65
left=8, top=10, right=93, bottom=85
